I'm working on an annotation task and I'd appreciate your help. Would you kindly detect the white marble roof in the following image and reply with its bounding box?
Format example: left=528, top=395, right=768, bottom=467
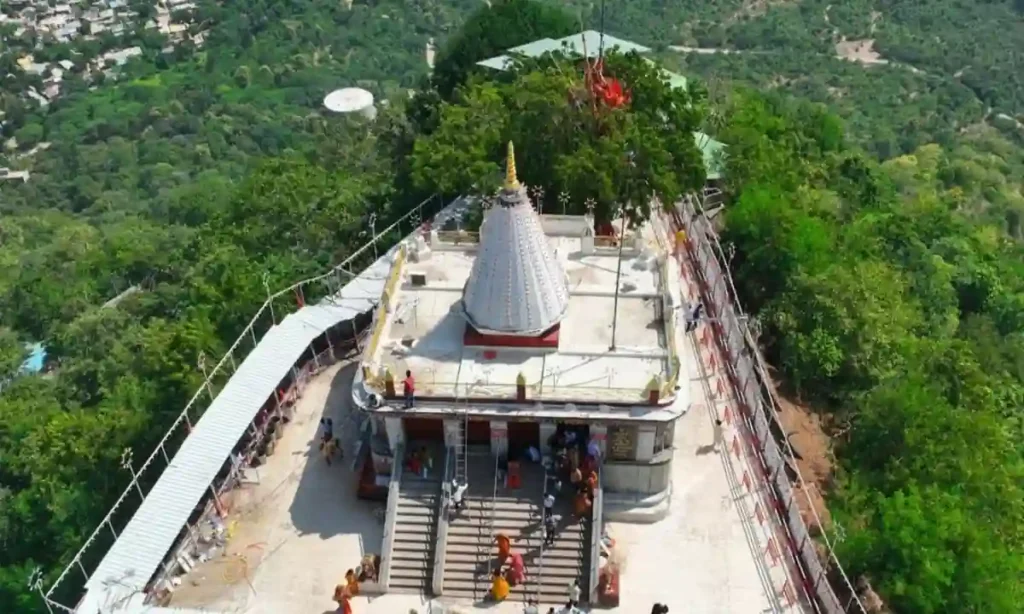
left=459, top=182, right=570, bottom=336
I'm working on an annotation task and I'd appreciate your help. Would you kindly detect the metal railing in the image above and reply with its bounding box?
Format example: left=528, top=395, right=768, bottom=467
left=406, top=365, right=667, bottom=404
left=431, top=445, right=453, bottom=596
left=587, top=471, right=604, bottom=605
left=380, top=442, right=406, bottom=592
left=40, top=194, right=445, bottom=613
left=531, top=464, right=551, bottom=606
left=673, top=193, right=865, bottom=613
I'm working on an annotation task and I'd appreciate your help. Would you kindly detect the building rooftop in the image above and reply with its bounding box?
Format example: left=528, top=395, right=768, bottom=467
left=361, top=216, right=684, bottom=409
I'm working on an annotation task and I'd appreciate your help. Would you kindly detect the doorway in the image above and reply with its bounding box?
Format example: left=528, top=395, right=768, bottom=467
left=467, top=420, right=490, bottom=445
left=403, top=416, right=443, bottom=442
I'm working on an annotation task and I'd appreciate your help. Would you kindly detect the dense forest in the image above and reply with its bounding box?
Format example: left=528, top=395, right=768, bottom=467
left=2, top=0, right=1023, bottom=612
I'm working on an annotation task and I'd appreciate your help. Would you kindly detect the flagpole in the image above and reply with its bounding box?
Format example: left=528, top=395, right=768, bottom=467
left=610, top=151, right=636, bottom=352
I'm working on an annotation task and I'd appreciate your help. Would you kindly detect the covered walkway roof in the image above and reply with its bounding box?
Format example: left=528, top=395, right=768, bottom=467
left=74, top=254, right=395, bottom=614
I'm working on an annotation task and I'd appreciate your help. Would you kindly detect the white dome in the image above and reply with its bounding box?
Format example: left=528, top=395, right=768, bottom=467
left=323, top=87, right=374, bottom=114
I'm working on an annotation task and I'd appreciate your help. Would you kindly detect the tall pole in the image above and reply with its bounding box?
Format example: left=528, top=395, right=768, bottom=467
left=609, top=205, right=627, bottom=352
left=368, top=213, right=378, bottom=261
left=121, top=448, right=145, bottom=500
left=599, top=0, right=606, bottom=59
left=610, top=152, right=636, bottom=351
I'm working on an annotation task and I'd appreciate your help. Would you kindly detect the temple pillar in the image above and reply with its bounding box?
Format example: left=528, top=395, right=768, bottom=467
left=384, top=417, right=405, bottom=452
left=589, top=424, right=608, bottom=458
left=539, top=422, right=557, bottom=455
left=490, top=420, right=509, bottom=457
left=635, top=424, right=657, bottom=462
left=443, top=419, right=462, bottom=450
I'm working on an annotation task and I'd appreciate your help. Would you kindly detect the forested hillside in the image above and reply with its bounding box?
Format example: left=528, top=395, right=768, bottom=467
left=2, top=1, right=1024, bottom=612
left=716, top=93, right=1024, bottom=612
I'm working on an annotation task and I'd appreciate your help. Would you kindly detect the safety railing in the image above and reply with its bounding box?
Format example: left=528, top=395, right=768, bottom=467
left=40, top=194, right=445, bottom=613
left=431, top=445, right=453, bottom=596
left=531, top=464, right=551, bottom=606
left=380, top=442, right=406, bottom=592
left=659, top=254, right=682, bottom=399
left=672, top=193, right=866, bottom=614
left=587, top=470, right=604, bottom=604
left=430, top=380, right=653, bottom=403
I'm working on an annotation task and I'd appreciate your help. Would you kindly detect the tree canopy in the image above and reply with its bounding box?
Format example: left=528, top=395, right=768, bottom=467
left=412, top=51, right=707, bottom=224
left=431, top=0, right=578, bottom=100
left=717, top=89, right=1024, bottom=613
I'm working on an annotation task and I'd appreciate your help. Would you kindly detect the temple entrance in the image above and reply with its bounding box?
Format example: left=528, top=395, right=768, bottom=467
left=551, top=421, right=590, bottom=451
left=467, top=420, right=490, bottom=445
left=508, top=420, right=540, bottom=451
left=403, top=417, right=443, bottom=442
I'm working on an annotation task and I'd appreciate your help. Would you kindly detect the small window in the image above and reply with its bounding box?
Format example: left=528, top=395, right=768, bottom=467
left=653, top=423, right=674, bottom=454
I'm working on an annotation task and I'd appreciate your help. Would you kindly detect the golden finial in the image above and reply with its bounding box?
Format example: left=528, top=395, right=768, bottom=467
left=504, top=141, right=520, bottom=190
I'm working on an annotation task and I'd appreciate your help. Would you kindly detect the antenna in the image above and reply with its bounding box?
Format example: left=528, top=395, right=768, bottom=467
left=598, top=0, right=606, bottom=60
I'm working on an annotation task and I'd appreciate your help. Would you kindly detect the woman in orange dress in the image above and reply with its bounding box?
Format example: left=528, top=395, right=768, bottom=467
left=574, top=490, right=592, bottom=519
left=344, top=568, right=359, bottom=596
left=496, top=533, right=511, bottom=562
left=332, top=584, right=353, bottom=614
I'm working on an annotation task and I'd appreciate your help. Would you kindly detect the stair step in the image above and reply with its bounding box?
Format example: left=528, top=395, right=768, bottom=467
left=390, top=559, right=432, bottom=572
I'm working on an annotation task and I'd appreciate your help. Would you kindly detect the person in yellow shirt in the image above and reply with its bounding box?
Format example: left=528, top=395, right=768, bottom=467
left=675, top=229, right=687, bottom=252
left=491, top=569, right=510, bottom=601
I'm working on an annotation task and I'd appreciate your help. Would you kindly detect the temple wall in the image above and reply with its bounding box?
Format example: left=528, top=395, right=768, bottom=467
left=603, top=454, right=673, bottom=496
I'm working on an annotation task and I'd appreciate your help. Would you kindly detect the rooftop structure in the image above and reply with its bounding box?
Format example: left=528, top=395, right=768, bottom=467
left=476, top=30, right=651, bottom=71
left=355, top=175, right=684, bottom=411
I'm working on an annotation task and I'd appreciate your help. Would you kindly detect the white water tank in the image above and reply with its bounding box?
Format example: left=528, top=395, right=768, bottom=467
left=323, top=87, right=376, bottom=120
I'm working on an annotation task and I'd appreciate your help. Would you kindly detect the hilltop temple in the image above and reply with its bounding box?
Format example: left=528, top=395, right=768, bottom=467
left=353, top=142, right=688, bottom=516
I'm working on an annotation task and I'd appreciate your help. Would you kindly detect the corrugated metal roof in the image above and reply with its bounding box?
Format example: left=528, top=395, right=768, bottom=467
left=476, top=30, right=651, bottom=72
left=74, top=253, right=396, bottom=614
left=695, top=131, right=727, bottom=180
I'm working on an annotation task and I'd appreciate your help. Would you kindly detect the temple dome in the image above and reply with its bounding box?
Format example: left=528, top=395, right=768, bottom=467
left=459, top=143, right=570, bottom=336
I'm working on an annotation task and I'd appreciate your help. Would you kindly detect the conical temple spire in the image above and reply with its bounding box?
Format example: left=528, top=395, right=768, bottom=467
left=459, top=143, right=569, bottom=336
left=504, top=141, right=520, bottom=190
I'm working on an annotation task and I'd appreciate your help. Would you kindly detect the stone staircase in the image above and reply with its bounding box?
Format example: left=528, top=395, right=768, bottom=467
left=389, top=465, right=443, bottom=594
left=442, top=449, right=591, bottom=605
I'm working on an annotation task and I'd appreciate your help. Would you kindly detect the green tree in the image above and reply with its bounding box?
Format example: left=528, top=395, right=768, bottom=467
left=0, top=328, right=24, bottom=379
left=412, top=52, right=706, bottom=224
left=432, top=0, right=577, bottom=100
